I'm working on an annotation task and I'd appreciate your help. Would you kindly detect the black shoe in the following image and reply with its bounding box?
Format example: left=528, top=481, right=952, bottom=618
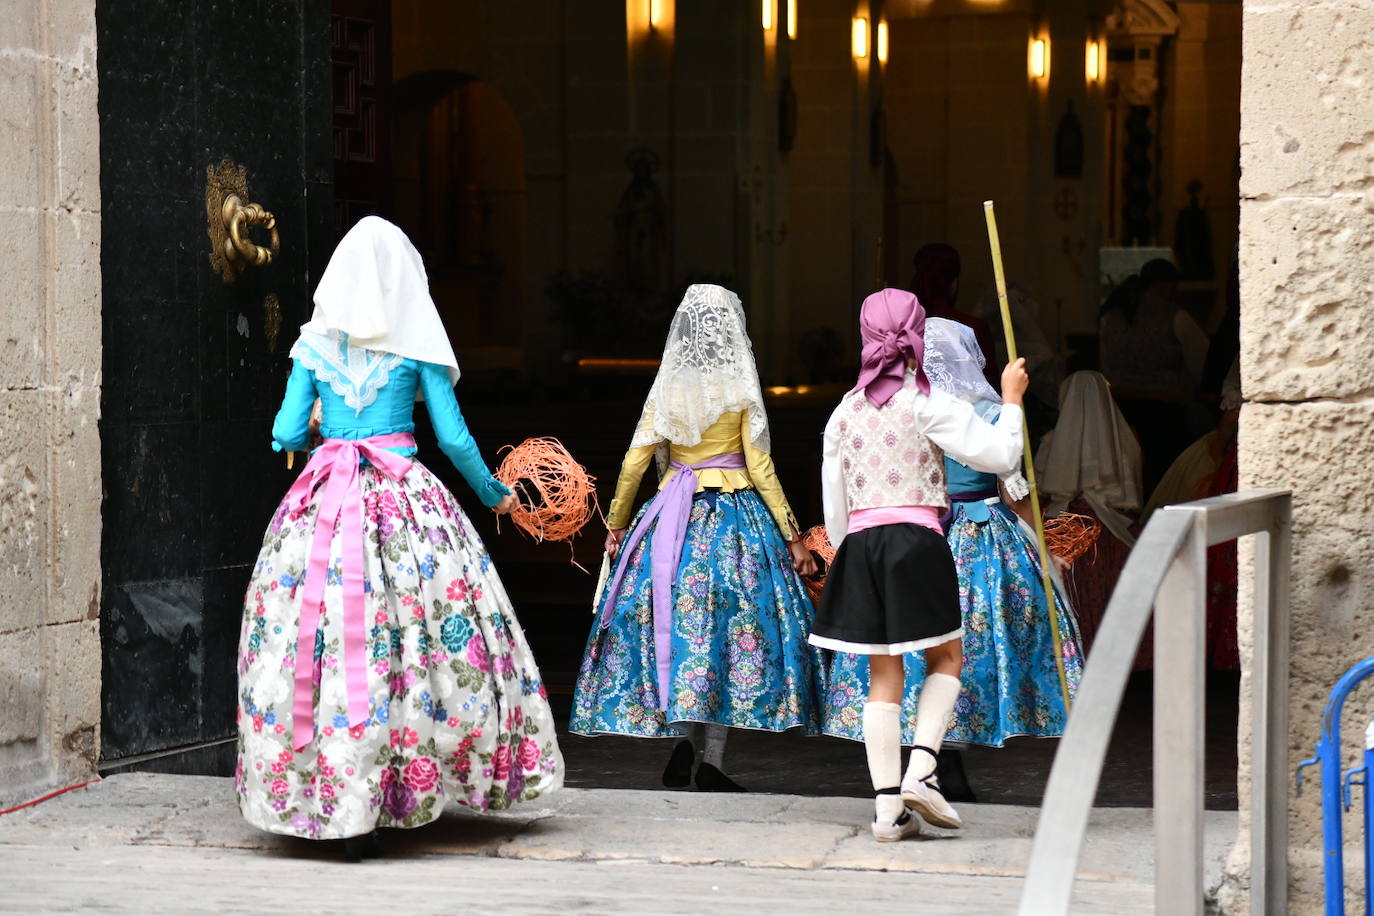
left=663, top=740, right=695, bottom=789
left=343, top=830, right=383, bottom=862
left=936, top=748, right=976, bottom=803
left=694, top=762, right=747, bottom=793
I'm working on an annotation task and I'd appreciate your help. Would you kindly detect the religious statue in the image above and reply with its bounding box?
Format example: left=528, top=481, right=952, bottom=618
left=1173, top=179, right=1214, bottom=281
left=614, top=148, right=670, bottom=297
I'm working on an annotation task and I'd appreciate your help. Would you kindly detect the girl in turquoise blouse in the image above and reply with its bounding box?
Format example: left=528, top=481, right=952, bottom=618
left=236, top=217, right=563, bottom=858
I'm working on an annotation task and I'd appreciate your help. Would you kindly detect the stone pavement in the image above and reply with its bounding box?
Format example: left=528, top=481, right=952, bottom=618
left=0, top=774, right=1237, bottom=914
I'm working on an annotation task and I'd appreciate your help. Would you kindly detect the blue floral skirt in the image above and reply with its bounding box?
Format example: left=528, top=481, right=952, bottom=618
left=571, top=489, right=824, bottom=738
left=821, top=500, right=1083, bottom=747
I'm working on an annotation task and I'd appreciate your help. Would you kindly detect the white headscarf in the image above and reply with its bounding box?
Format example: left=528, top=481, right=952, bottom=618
left=630, top=284, right=769, bottom=456
left=1036, top=370, right=1143, bottom=543
left=925, top=317, right=1030, bottom=500
left=293, top=216, right=460, bottom=394
left=924, top=317, right=1000, bottom=417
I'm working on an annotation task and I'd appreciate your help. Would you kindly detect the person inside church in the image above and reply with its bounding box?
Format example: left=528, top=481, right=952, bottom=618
left=910, top=243, right=998, bottom=388
left=1098, top=258, right=1211, bottom=492
left=1034, top=370, right=1143, bottom=656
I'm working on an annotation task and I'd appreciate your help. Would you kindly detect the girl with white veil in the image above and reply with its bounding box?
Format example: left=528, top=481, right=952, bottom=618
left=822, top=318, right=1083, bottom=766
left=236, top=217, right=563, bottom=858
left=570, top=284, right=821, bottom=792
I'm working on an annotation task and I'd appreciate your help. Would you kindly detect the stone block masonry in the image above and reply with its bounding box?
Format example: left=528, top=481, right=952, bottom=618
left=0, top=0, right=103, bottom=804
left=1226, top=0, right=1374, bottom=911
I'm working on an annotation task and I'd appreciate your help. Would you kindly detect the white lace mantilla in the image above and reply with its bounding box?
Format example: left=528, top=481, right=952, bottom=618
left=291, top=329, right=404, bottom=415
left=630, top=284, right=770, bottom=460
left=924, top=318, right=1000, bottom=407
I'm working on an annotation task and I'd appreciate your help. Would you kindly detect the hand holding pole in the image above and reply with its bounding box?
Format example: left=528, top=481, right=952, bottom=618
left=983, top=200, right=1073, bottom=712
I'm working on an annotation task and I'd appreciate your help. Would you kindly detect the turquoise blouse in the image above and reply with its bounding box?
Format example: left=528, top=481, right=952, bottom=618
left=945, top=403, right=1007, bottom=524
left=271, top=358, right=511, bottom=508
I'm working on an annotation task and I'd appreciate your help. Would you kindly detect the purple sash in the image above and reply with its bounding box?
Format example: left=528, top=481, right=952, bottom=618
left=940, top=488, right=1000, bottom=534
left=597, top=452, right=748, bottom=709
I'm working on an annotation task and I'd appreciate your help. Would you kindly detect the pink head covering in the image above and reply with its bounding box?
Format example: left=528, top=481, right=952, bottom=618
left=855, top=287, right=930, bottom=407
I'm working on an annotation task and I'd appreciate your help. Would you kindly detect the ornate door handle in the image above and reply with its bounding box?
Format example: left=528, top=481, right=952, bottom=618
left=223, top=195, right=280, bottom=269
left=206, top=160, right=282, bottom=283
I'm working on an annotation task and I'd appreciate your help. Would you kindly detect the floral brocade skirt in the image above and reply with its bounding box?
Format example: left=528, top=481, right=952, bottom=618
left=822, top=500, right=1083, bottom=747
left=236, top=461, right=563, bottom=840
left=571, top=489, right=823, bottom=738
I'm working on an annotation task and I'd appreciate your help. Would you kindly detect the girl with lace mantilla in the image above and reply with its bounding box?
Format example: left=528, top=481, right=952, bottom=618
left=822, top=319, right=1083, bottom=771
left=810, top=291, right=1027, bottom=842
left=236, top=217, right=563, bottom=857
left=570, top=284, right=821, bottom=792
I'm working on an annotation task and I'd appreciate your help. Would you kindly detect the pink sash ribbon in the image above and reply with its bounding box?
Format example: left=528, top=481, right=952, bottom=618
left=597, top=453, right=748, bottom=710
left=283, top=433, right=415, bottom=751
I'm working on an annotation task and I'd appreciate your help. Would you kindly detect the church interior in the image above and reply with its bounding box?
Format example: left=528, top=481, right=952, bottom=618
left=328, top=0, right=1241, bottom=805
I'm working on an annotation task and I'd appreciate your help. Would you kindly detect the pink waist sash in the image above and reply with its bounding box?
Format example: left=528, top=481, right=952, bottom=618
left=282, top=432, right=416, bottom=751
left=847, top=505, right=943, bottom=535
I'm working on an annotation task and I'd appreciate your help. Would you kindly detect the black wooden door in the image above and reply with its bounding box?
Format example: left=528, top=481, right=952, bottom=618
left=332, top=0, right=392, bottom=229
left=97, top=1, right=336, bottom=771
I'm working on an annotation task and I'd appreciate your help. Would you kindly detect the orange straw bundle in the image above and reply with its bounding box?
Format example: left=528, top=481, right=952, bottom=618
left=1042, top=512, right=1103, bottom=566
left=799, top=525, right=836, bottom=602
left=494, top=437, right=601, bottom=558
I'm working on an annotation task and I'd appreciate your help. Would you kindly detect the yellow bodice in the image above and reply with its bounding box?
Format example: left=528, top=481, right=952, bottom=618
left=606, top=410, right=799, bottom=537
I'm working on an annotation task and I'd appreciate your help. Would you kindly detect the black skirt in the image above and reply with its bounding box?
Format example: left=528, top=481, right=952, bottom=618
left=808, top=523, right=962, bottom=655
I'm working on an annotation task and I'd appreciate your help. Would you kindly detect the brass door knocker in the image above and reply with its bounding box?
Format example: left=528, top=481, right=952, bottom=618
left=206, top=160, right=282, bottom=283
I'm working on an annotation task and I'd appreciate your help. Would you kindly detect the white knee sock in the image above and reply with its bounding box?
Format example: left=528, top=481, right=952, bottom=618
left=864, top=701, right=905, bottom=821
left=702, top=724, right=728, bottom=769
left=864, top=702, right=902, bottom=789
left=907, top=672, right=961, bottom=782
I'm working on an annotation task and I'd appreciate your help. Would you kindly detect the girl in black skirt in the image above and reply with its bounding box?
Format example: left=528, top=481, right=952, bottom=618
left=809, top=288, right=1027, bottom=841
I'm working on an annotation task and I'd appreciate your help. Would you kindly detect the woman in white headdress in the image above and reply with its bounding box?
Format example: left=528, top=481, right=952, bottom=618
left=570, top=284, right=821, bottom=792
left=236, top=217, right=563, bottom=857
left=1035, top=370, right=1144, bottom=652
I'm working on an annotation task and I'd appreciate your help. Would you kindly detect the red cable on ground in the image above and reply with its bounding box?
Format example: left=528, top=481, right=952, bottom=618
left=0, top=777, right=101, bottom=816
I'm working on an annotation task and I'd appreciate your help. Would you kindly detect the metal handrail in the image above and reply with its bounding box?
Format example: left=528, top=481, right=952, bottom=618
left=1017, top=489, right=1293, bottom=915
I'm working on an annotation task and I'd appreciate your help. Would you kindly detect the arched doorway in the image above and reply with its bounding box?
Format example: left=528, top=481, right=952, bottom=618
left=392, top=70, right=528, bottom=380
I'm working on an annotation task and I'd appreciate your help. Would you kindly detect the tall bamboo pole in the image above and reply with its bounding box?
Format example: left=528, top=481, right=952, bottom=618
left=982, top=200, right=1072, bottom=711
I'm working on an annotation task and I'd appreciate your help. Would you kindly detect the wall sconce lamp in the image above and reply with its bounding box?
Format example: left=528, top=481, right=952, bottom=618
left=852, top=17, right=868, bottom=59
left=649, top=0, right=665, bottom=31
left=787, top=0, right=796, bottom=39
left=763, top=0, right=774, bottom=30
left=1029, top=38, right=1047, bottom=79
left=1086, top=40, right=1102, bottom=82
left=877, top=20, right=889, bottom=63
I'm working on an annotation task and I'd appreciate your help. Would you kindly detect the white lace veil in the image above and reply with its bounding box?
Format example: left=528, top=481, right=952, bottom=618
left=630, top=284, right=770, bottom=459
left=924, top=317, right=1000, bottom=418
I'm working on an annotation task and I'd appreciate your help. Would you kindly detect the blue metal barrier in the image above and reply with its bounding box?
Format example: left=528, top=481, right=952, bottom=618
left=1296, top=656, right=1374, bottom=916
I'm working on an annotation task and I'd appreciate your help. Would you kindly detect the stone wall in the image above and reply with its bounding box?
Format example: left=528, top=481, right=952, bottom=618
left=0, top=0, right=102, bottom=803
left=1225, top=0, right=1374, bottom=911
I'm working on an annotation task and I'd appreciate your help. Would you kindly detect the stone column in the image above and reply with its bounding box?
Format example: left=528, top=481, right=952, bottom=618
left=1222, top=0, right=1374, bottom=910
left=0, top=0, right=102, bottom=803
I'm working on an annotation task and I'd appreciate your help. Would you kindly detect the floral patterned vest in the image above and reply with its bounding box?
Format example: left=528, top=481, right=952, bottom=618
left=836, top=383, right=948, bottom=511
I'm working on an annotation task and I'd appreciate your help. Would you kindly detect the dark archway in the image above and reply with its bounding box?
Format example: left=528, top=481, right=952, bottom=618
left=391, top=70, right=528, bottom=366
